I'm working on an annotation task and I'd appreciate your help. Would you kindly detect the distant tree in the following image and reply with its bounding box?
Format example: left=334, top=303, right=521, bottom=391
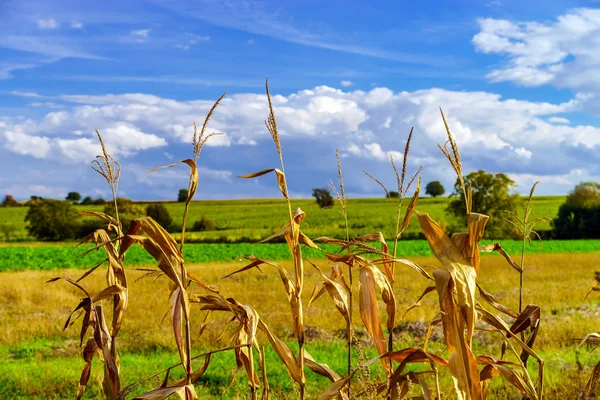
left=25, top=199, right=79, bottom=240
left=2, top=194, right=20, bottom=207
left=564, top=182, right=600, bottom=209
left=178, top=188, right=189, bottom=203
left=192, top=216, right=215, bottom=232
left=312, top=188, right=334, bottom=208
left=387, top=191, right=400, bottom=198
left=553, top=182, right=600, bottom=239
left=146, top=203, right=173, bottom=230
left=30, top=195, right=43, bottom=201
left=426, top=181, right=445, bottom=198
left=81, top=196, right=93, bottom=205
left=66, top=192, right=81, bottom=203
left=446, top=170, right=520, bottom=238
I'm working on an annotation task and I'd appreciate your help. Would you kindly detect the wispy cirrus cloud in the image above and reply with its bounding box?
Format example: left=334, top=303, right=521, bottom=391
left=154, top=0, right=464, bottom=68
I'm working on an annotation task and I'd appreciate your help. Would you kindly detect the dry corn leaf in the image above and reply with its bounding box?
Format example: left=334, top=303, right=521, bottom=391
left=359, top=264, right=392, bottom=374
left=171, top=288, right=188, bottom=374
left=318, top=374, right=355, bottom=400
left=172, top=354, right=212, bottom=386
left=235, top=305, right=261, bottom=388
left=76, top=337, right=98, bottom=400
left=398, top=176, right=421, bottom=236
left=479, top=359, right=537, bottom=399
left=132, top=384, right=198, bottom=400
left=239, top=168, right=288, bottom=199
left=478, top=242, right=521, bottom=273
left=417, top=211, right=477, bottom=343
left=356, top=232, right=392, bottom=280
left=586, top=360, right=600, bottom=395
left=96, top=305, right=120, bottom=399
left=304, top=351, right=341, bottom=383
left=150, top=159, right=198, bottom=207
left=433, top=269, right=481, bottom=399
left=307, top=262, right=350, bottom=324
left=257, top=319, right=303, bottom=383
left=476, top=284, right=518, bottom=318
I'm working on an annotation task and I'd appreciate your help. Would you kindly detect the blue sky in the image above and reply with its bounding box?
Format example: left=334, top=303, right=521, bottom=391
left=1, top=0, right=600, bottom=200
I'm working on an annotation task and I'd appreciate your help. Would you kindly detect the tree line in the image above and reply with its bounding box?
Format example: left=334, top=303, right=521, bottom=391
left=3, top=176, right=599, bottom=241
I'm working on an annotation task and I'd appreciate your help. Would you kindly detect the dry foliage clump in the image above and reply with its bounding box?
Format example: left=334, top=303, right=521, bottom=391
left=51, top=79, right=567, bottom=400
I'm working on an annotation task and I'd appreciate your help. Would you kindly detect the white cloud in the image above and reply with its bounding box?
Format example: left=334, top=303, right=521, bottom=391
left=129, top=29, right=150, bottom=42
left=131, top=29, right=150, bottom=38
left=514, top=147, right=532, bottom=159
left=472, top=9, right=600, bottom=92
left=548, top=116, right=570, bottom=124
left=2, top=84, right=599, bottom=194
left=340, top=80, right=353, bottom=87
left=4, top=130, right=51, bottom=158
left=71, top=22, right=84, bottom=29
left=37, top=18, right=59, bottom=29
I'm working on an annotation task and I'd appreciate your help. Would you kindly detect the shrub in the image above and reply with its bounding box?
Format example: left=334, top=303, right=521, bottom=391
left=312, top=188, right=334, bottom=208
left=25, top=199, right=79, bottom=241
left=178, top=188, right=189, bottom=202
left=2, top=194, right=20, bottom=207
left=91, top=197, right=106, bottom=205
left=0, top=223, right=18, bottom=240
left=192, top=216, right=215, bottom=231
left=146, top=203, right=173, bottom=230
left=386, top=191, right=400, bottom=198
left=425, top=181, right=445, bottom=197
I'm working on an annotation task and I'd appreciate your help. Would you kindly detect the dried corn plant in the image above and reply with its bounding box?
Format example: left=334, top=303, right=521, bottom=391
left=48, top=130, right=127, bottom=400
left=576, top=274, right=600, bottom=396
left=409, top=109, right=545, bottom=399
left=231, top=78, right=338, bottom=399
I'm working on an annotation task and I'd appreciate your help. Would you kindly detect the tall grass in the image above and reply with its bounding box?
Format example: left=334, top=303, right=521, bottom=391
left=46, top=79, right=563, bottom=399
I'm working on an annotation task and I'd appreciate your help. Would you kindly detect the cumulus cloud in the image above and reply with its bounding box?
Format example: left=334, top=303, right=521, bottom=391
left=340, top=80, right=353, bottom=87
left=1, top=85, right=598, bottom=197
left=472, top=8, right=600, bottom=93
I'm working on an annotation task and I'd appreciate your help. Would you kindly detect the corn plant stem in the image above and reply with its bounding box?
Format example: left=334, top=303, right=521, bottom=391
left=249, top=346, right=257, bottom=400
left=180, top=176, right=195, bottom=383
left=519, top=223, right=526, bottom=344
left=343, top=214, right=353, bottom=396
left=389, top=198, right=404, bottom=354
left=261, top=346, right=269, bottom=399
left=279, top=153, right=306, bottom=399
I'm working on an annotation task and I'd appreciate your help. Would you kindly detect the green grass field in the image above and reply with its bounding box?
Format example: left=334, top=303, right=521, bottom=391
left=0, top=196, right=565, bottom=242
left=1, top=239, right=600, bottom=272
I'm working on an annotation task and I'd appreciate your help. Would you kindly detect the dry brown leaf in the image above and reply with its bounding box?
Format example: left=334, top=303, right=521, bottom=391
left=398, top=176, right=421, bottom=236
left=433, top=269, right=481, bottom=399
left=132, top=384, right=198, bottom=400
left=359, top=265, right=391, bottom=374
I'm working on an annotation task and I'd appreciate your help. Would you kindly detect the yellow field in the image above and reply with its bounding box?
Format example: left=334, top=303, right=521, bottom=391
left=1, top=251, right=599, bottom=398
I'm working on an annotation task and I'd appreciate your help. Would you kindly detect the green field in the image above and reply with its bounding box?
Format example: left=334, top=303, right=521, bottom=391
left=0, top=195, right=566, bottom=242
left=1, top=238, right=600, bottom=272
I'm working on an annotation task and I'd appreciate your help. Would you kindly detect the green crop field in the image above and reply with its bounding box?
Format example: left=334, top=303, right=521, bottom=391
left=0, top=195, right=566, bottom=242
left=1, top=238, right=600, bottom=272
